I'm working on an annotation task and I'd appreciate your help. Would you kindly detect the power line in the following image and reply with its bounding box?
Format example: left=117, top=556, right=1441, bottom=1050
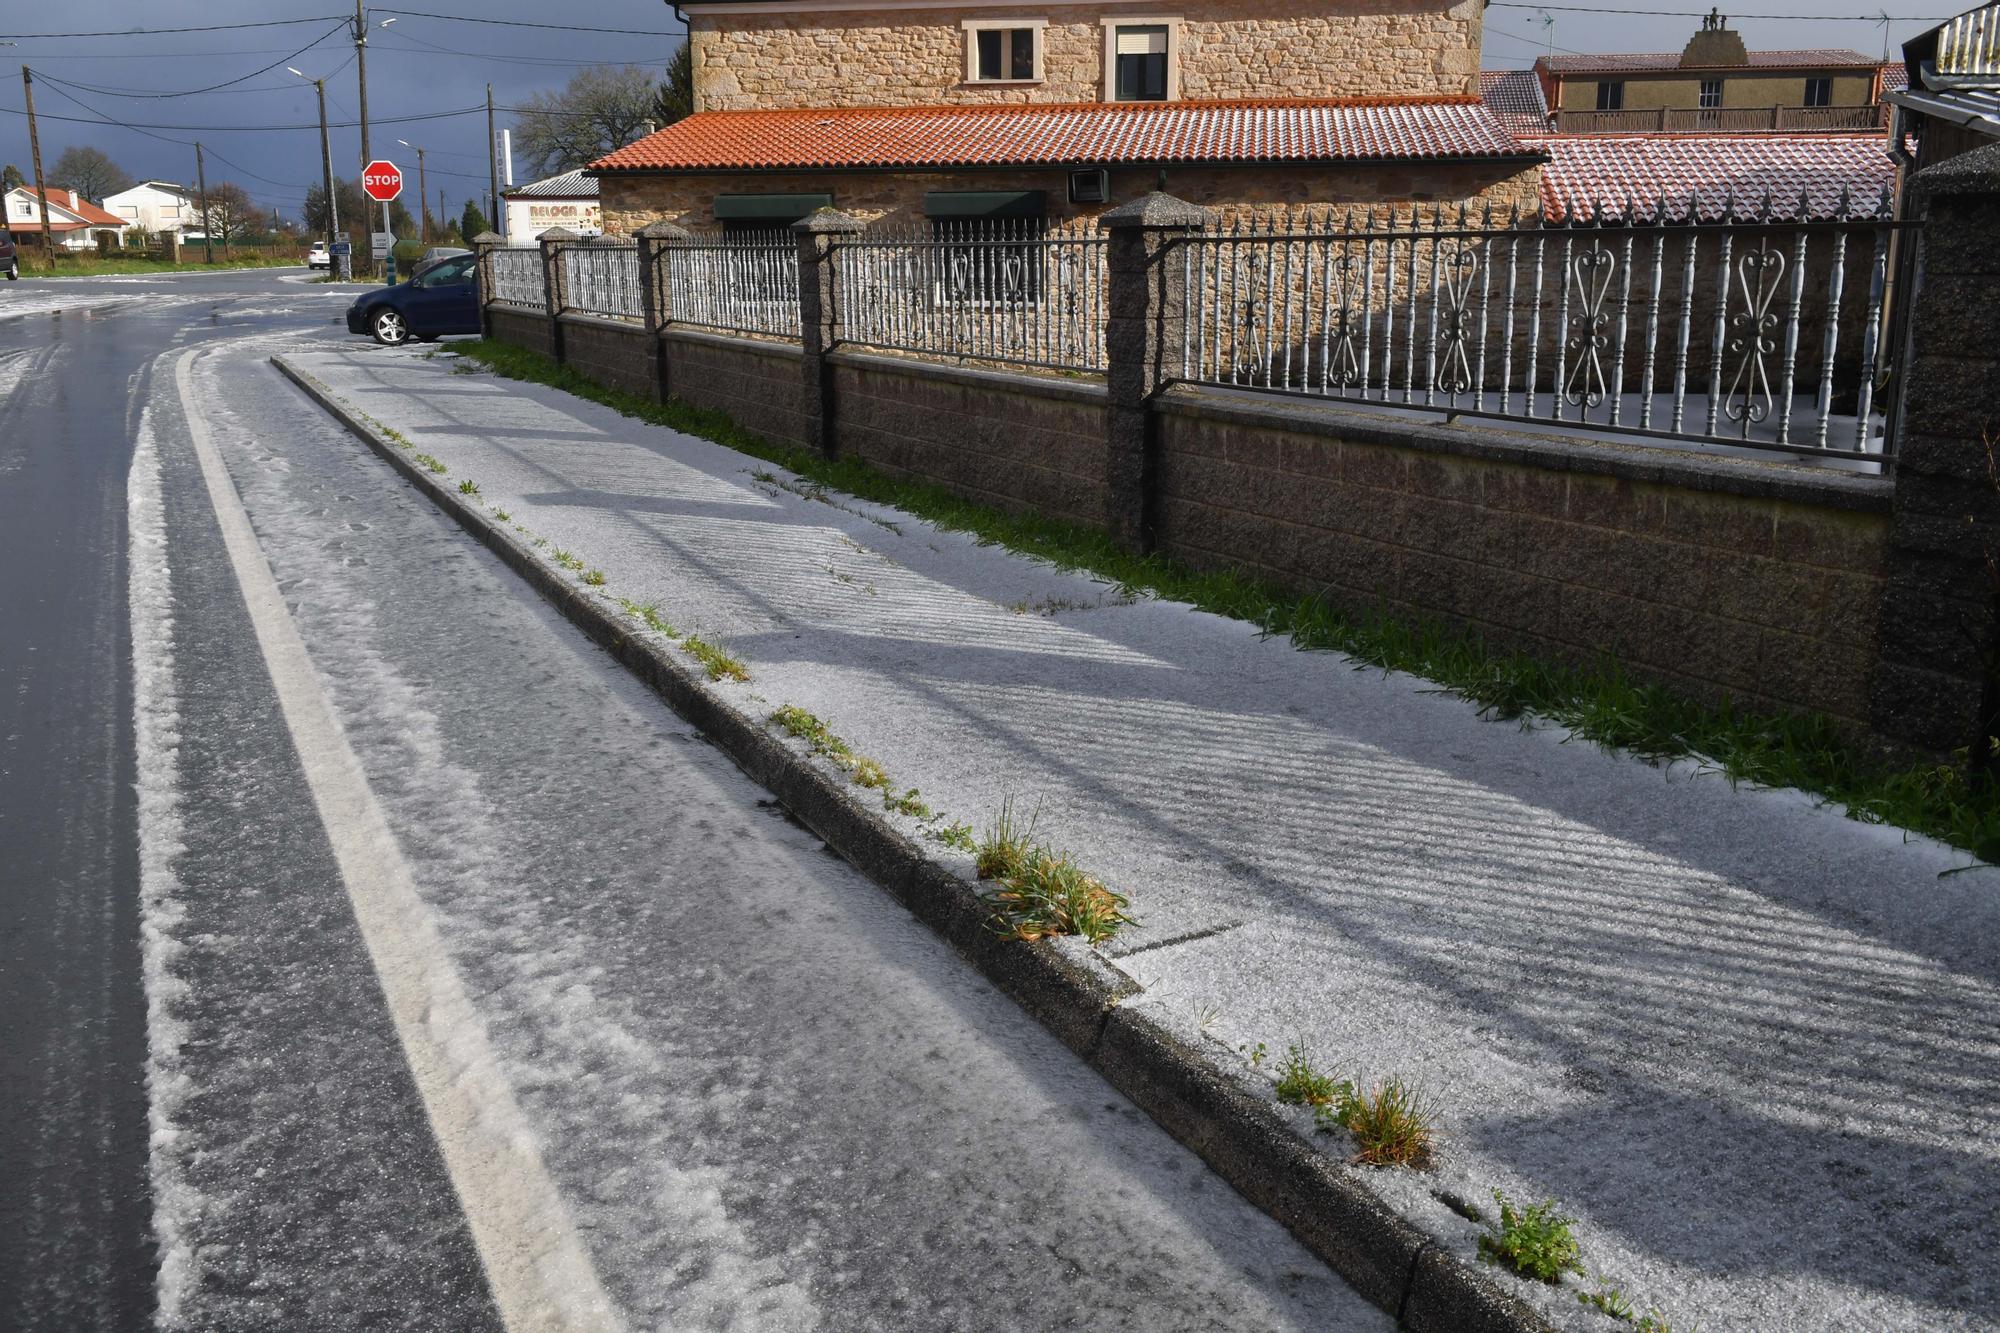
left=0, top=99, right=484, bottom=131
left=0, top=16, right=345, bottom=39
left=34, top=23, right=348, bottom=99
left=373, top=29, right=676, bottom=68
left=374, top=8, right=683, bottom=36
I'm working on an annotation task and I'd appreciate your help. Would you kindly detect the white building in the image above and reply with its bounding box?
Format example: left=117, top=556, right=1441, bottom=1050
left=3, top=186, right=128, bottom=251
left=503, top=169, right=601, bottom=241
left=102, top=180, right=196, bottom=239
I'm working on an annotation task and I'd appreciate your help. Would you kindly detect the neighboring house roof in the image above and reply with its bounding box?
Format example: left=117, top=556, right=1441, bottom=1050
left=1531, top=133, right=1897, bottom=220
left=590, top=97, right=1537, bottom=173
left=506, top=169, right=600, bottom=199
left=7, top=186, right=125, bottom=228
left=1480, top=69, right=1552, bottom=136
left=1880, top=62, right=1910, bottom=92
left=1539, top=48, right=1879, bottom=74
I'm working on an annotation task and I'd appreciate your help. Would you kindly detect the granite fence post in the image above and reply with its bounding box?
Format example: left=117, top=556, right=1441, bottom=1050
left=471, top=230, right=504, bottom=340
left=538, top=226, right=578, bottom=364
left=793, top=209, right=864, bottom=458
left=1870, top=140, right=2000, bottom=755
left=636, top=219, right=690, bottom=404
left=1101, top=192, right=1213, bottom=554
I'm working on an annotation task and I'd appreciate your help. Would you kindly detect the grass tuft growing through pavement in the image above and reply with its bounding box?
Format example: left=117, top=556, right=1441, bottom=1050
left=1478, top=1191, right=1584, bottom=1284
left=413, top=452, right=447, bottom=474
left=972, top=799, right=1131, bottom=943
left=682, top=633, right=749, bottom=683
left=450, top=337, right=2000, bottom=864
left=616, top=598, right=679, bottom=638
left=1326, top=1079, right=1439, bottom=1169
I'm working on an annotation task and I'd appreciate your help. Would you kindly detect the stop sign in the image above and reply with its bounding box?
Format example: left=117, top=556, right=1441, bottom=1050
left=361, top=160, right=403, bottom=202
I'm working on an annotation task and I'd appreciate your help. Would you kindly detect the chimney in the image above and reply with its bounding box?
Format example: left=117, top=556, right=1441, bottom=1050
left=1680, top=7, right=1748, bottom=66
left=67, top=189, right=79, bottom=209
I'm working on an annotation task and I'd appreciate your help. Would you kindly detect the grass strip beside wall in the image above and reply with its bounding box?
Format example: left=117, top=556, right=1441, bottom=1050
left=450, top=336, right=2000, bottom=866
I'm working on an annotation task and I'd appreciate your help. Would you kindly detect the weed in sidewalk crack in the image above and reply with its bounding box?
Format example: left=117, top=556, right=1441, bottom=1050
left=1274, top=1041, right=1349, bottom=1109
left=495, top=508, right=511, bottom=521
left=615, top=598, right=679, bottom=638
left=979, top=843, right=1132, bottom=945
left=458, top=478, right=479, bottom=495
left=1478, top=1191, right=1583, bottom=1284
left=883, top=786, right=932, bottom=819
left=928, top=820, right=976, bottom=852
left=1322, top=1079, right=1437, bottom=1169
left=582, top=568, right=607, bottom=587
left=413, top=452, right=447, bottom=474
left=683, top=633, right=748, bottom=683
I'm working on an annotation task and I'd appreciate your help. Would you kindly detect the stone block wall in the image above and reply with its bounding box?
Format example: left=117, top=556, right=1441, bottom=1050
left=560, top=316, right=654, bottom=401
left=829, top=350, right=1111, bottom=528
left=664, top=328, right=808, bottom=447
left=1152, top=391, right=1891, bottom=724
left=488, top=304, right=554, bottom=360
left=690, top=0, right=1481, bottom=111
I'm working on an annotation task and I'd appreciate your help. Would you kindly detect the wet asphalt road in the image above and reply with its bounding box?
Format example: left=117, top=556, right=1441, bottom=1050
left=0, top=271, right=1386, bottom=1332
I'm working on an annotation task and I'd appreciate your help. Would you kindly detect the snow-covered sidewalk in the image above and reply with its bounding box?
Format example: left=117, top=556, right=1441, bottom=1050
left=287, top=343, right=2000, bottom=1332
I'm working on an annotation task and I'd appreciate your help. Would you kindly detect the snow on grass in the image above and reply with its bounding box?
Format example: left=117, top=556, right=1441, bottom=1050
left=127, top=405, right=203, bottom=1323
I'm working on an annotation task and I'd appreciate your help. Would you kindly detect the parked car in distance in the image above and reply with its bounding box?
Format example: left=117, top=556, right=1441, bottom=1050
left=346, top=252, right=480, bottom=346
left=410, top=245, right=470, bottom=279
left=1, top=231, right=17, bottom=280
left=307, top=241, right=330, bottom=270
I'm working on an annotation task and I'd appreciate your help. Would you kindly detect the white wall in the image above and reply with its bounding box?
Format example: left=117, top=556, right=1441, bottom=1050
left=103, top=183, right=192, bottom=237
left=504, top=195, right=602, bottom=239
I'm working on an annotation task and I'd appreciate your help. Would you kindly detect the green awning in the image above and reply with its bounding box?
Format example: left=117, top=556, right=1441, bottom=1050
left=711, top=192, right=832, bottom=222
left=921, top=190, right=1047, bottom=219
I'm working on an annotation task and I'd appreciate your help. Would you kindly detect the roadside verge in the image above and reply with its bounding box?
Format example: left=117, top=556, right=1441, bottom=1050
left=272, top=352, right=1555, bottom=1333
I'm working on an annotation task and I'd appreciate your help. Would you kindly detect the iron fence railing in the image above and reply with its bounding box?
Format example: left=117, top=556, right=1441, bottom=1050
left=663, top=229, right=801, bottom=339
left=489, top=246, right=546, bottom=311
left=1551, top=104, right=1885, bottom=134
left=1178, top=190, right=1908, bottom=458
left=562, top=240, right=642, bottom=321
left=832, top=222, right=1109, bottom=372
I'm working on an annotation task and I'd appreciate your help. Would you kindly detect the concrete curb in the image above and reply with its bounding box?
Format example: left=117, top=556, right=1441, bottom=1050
left=271, top=353, right=1558, bottom=1333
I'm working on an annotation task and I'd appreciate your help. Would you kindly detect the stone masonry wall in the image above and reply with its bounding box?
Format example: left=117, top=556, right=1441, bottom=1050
left=598, top=164, right=1542, bottom=236
left=1152, top=390, right=1892, bottom=724
left=691, top=0, right=1481, bottom=110
left=489, top=304, right=554, bottom=360
left=560, top=316, right=655, bottom=401
left=664, top=329, right=808, bottom=446
left=829, top=351, right=1111, bottom=529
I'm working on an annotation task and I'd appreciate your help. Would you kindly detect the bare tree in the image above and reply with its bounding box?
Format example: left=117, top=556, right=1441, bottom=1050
left=50, top=146, right=132, bottom=204
left=511, top=64, right=662, bottom=178
left=203, top=182, right=260, bottom=253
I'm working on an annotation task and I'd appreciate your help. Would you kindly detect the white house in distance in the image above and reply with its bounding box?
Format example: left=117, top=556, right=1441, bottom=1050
left=3, top=186, right=128, bottom=250
left=502, top=169, right=600, bottom=241
left=103, top=180, right=196, bottom=239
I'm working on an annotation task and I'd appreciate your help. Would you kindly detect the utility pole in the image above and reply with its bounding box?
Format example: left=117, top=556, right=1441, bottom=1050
left=195, top=142, right=213, bottom=265
left=316, top=79, right=341, bottom=279
left=486, top=83, right=499, bottom=238
left=21, top=67, right=56, bottom=271
left=416, top=148, right=427, bottom=243
left=353, top=0, right=371, bottom=274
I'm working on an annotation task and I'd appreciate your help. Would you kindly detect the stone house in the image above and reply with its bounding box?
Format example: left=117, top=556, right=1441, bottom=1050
left=1534, top=14, right=1888, bottom=134
left=587, top=0, right=1545, bottom=234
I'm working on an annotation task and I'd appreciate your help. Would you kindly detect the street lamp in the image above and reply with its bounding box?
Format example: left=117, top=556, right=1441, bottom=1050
left=289, top=66, right=344, bottom=279
left=396, top=138, right=428, bottom=244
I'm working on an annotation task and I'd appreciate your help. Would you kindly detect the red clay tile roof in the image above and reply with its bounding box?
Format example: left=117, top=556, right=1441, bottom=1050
left=1480, top=69, right=1552, bottom=136
left=28, top=188, right=124, bottom=226
left=590, top=97, right=1536, bottom=173
left=1880, top=61, right=1909, bottom=92
left=1541, top=48, right=1878, bottom=73
left=1531, top=133, right=1897, bottom=221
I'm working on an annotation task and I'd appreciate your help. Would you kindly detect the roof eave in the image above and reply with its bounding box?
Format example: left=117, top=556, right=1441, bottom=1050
left=589, top=150, right=1547, bottom=176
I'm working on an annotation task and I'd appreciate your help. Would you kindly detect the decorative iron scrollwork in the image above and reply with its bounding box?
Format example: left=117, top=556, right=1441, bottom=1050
left=1723, top=240, right=1786, bottom=427
left=1434, top=243, right=1482, bottom=396
left=1563, top=243, right=1616, bottom=408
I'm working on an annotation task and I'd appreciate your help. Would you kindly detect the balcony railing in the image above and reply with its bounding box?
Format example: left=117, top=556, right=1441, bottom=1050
left=1550, top=104, right=1887, bottom=134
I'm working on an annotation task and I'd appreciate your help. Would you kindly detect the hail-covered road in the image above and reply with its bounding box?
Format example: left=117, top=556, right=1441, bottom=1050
left=0, top=273, right=1382, bottom=1331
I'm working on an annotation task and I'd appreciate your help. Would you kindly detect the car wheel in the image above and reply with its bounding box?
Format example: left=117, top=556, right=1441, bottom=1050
left=4, top=262, right=15, bottom=281
left=371, top=308, right=410, bottom=346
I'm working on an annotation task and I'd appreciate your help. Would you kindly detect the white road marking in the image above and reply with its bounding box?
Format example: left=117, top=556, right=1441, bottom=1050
left=168, top=346, right=624, bottom=1333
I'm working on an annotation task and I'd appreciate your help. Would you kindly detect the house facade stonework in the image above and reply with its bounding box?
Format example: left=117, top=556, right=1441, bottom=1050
left=689, top=0, right=1483, bottom=110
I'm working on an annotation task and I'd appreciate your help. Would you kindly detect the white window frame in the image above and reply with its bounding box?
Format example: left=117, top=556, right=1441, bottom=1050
left=1101, top=15, right=1181, bottom=102
left=962, top=18, right=1046, bottom=85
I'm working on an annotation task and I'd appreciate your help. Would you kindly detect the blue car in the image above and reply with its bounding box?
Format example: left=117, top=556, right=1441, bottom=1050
left=346, top=252, right=480, bottom=345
